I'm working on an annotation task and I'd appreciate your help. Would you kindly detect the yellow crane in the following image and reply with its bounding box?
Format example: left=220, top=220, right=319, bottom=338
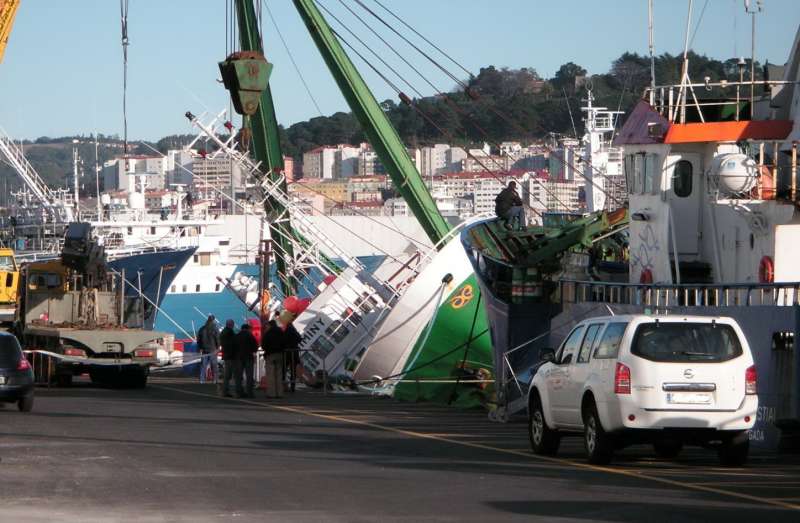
left=0, top=0, right=20, bottom=63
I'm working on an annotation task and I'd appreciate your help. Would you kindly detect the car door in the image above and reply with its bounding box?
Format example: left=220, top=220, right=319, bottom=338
left=546, top=325, right=585, bottom=426
left=562, top=323, right=604, bottom=427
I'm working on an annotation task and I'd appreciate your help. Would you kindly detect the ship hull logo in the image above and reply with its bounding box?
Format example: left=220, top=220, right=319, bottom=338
left=450, top=284, right=474, bottom=309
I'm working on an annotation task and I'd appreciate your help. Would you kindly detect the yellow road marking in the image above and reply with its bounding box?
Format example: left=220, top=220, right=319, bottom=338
left=154, top=386, right=800, bottom=512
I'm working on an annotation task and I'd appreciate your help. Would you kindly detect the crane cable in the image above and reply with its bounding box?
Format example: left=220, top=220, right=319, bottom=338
left=346, top=0, right=627, bottom=208
left=330, top=27, right=552, bottom=220
left=320, top=9, right=564, bottom=218
left=321, top=1, right=574, bottom=213
left=261, top=0, right=324, bottom=117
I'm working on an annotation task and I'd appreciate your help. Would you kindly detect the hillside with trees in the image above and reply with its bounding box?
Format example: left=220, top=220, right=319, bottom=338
left=0, top=51, right=766, bottom=195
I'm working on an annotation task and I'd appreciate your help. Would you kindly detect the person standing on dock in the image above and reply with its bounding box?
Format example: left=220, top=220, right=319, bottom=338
left=197, top=315, right=220, bottom=384
left=261, top=310, right=298, bottom=398
left=495, top=181, right=526, bottom=231
left=220, top=320, right=237, bottom=397
left=234, top=323, right=258, bottom=398
left=283, top=317, right=302, bottom=393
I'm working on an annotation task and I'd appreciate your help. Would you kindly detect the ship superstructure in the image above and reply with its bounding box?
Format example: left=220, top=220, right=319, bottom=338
left=463, top=23, right=800, bottom=448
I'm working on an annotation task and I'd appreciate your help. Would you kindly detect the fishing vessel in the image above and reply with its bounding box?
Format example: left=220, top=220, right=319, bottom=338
left=463, top=22, right=800, bottom=449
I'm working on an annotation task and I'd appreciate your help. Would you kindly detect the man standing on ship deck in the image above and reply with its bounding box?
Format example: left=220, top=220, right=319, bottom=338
left=495, top=181, right=526, bottom=231
left=197, top=315, right=220, bottom=384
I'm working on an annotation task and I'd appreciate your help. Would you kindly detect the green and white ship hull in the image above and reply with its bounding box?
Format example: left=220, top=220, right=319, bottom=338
left=353, top=234, right=494, bottom=408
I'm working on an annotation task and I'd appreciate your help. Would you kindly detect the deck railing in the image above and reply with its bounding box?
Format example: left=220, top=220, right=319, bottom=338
left=558, top=279, right=800, bottom=308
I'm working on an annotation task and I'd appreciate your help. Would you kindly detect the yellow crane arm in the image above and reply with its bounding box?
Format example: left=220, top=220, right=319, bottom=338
left=0, top=0, right=21, bottom=64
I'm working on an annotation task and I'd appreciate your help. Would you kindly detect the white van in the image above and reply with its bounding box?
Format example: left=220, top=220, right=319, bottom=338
left=527, top=314, right=757, bottom=466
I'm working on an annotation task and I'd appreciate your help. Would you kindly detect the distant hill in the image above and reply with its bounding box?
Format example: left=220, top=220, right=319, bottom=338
left=0, top=51, right=764, bottom=198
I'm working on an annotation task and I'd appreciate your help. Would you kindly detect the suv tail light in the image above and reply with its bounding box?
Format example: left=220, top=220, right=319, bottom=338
left=614, top=362, right=631, bottom=394
left=64, top=347, right=86, bottom=358
left=17, top=357, right=31, bottom=371
left=134, top=348, right=156, bottom=359
left=745, top=365, right=757, bottom=395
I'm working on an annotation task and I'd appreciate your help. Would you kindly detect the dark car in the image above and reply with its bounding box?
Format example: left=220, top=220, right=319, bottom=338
left=0, top=333, right=34, bottom=412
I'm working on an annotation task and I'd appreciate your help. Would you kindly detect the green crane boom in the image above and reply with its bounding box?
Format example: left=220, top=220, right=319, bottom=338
left=233, top=0, right=296, bottom=296
left=291, top=0, right=452, bottom=247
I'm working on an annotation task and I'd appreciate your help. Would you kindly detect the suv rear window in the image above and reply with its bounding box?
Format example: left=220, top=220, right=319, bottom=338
left=631, top=322, right=743, bottom=362
left=0, top=336, right=22, bottom=367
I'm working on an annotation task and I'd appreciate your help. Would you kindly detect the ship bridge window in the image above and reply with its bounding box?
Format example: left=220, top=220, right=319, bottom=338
left=624, top=155, right=635, bottom=194
left=644, top=154, right=657, bottom=194
left=673, top=160, right=693, bottom=198
left=624, top=154, right=646, bottom=194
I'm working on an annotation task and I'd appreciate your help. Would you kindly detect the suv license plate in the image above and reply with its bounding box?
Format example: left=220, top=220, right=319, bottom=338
left=666, top=392, right=712, bottom=405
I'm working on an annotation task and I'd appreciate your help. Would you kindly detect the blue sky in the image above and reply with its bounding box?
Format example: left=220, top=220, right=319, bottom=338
left=1, top=0, right=797, bottom=140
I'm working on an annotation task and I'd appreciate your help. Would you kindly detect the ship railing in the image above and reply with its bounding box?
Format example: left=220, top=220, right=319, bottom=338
left=643, top=79, right=800, bottom=124
left=558, top=279, right=800, bottom=308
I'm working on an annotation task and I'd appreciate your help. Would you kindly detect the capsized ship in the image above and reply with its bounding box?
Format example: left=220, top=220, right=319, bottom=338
left=464, top=25, right=800, bottom=449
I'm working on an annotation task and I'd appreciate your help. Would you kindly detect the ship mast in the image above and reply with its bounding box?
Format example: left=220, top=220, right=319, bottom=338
left=648, top=0, right=656, bottom=105
left=72, top=139, right=81, bottom=220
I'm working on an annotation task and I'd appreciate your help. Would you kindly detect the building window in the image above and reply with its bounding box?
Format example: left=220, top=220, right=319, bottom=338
left=150, top=226, right=156, bottom=235
left=193, top=255, right=199, bottom=264
left=215, top=283, right=220, bottom=292
left=195, top=284, right=201, bottom=292
left=127, top=227, right=133, bottom=235
left=170, top=285, right=176, bottom=293
left=673, top=160, right=693, bottom=198
left=182, top=285, right=187, bottom=293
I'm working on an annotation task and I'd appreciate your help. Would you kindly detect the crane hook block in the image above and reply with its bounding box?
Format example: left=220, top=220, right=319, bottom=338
left=218, top=51, right=272, bottom=116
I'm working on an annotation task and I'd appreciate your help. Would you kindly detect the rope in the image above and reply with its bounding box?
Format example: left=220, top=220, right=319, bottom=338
left=356, top=328, right=489, bottom=387
left=448, top=288, right=482, bottom=405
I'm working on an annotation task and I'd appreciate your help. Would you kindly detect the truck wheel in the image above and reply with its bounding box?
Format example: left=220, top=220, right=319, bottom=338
left=529, top=394, right=560, bottom=455
left=583, top=402, right=614, bottom=465
left=18, top=395, right=33, bottom=412
left=718, top=431, right=749, bottom=467
left=654, top=439, right=683, bottom=459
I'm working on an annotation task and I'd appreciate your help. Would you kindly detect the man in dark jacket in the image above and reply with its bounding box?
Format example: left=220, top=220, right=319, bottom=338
left=261, top=310, right=299, bottom=398
left=197, top=315, right=220, bottom=384
left=219, top=320, right=237, bottom=397
left=494, top=181, right=526, bottom=230
left=234, top=323, right=259, bottom=398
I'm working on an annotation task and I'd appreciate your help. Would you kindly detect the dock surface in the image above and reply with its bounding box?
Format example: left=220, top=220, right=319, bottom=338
left=1, top=377, right=799, bottom=522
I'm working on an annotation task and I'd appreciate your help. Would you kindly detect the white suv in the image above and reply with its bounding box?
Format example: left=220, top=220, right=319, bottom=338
left=527, top=314, right=758, bottom=466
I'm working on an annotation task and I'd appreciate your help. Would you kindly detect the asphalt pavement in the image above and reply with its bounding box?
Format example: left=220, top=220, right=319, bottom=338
left=0, top=377, right=798, bottom=522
